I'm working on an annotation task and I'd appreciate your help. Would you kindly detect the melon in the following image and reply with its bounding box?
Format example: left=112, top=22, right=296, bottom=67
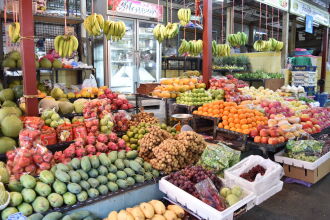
left=13, top=85, right=23, bottom=99
left=1, top=115, right=23, bottom=138
left=0, top=136, right=17, bottom=153
left=38, top=97, right=59, bottom=112
left=58, top=101, right=74, bottom=114
left=2, top=58, right=16, bottom=68
left=0, top=88, right=14, bottom=101
left=40, top=58, right=52, bottom=68
left=2, top=100, right=17, bottom=107
left=73, top=99, right=88, bottom=113
left=0, top=107, right=22, bottom=122
left=53, top=59, right=63, bottom=69
left=8, top=51, right=21, bottom=61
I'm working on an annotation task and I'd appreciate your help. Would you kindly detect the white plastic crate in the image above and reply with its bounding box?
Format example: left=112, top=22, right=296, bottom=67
left=224, top=155, right=284, bottom=195
left=159, top=177, right=256, bottom=220
left=274, top=150, right=330, bottom=170
left=255, top=181, right=283, bottom=205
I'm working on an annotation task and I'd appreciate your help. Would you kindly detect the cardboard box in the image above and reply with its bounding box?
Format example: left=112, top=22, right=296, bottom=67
left=283, top=158, right=330, bottom=184
left=264, top=78, right=284, bottom=91
left=136, top=83, right=159, bottom=95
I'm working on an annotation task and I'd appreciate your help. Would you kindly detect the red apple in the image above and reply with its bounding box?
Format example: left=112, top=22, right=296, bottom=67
left=254, top=136, right=261, bottom=143
left=268, top=137, right=279, bottom=145
left=269, top=129, right=279, bottom=137
left=300, top=114, right=310, bottom=122
left=278, top=136, right=285, bottom=143
left=250, top=129, right=259, bottom=137
left=260, top=129, right=269, bottom=137
left=261, top=137, right=269, bottom=144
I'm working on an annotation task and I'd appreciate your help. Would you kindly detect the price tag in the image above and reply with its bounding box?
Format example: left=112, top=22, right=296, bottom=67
left=8, top=212, right=27, bottom=220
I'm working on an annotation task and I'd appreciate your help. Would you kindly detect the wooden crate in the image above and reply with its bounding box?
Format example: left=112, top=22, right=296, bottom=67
left=136, top=83, right=160, bottom=95
left=264, top=78, right=285, bottom=91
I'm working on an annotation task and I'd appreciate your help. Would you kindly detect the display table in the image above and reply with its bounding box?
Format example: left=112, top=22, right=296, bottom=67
left=66, top=183, right=164, bottom=218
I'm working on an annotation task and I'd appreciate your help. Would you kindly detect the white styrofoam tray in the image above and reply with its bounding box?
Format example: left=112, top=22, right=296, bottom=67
left=255, top=181, right=283, bottom=205
left=274, top=150, right=330, bottom=170
left=224, top=155, right=284, bottom=196
left=159, top=177, right=256, bottom=220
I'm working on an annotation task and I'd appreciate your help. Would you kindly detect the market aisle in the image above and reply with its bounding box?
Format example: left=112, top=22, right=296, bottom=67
left=240, top=175, right=330, bottom=220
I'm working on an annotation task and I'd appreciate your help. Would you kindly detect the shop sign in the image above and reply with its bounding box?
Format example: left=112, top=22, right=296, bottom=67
left=290, top=0, right=330, bottom=26
left=305, top=15, right=313, bottom=33
left=255, top=0, right=289, bottom=11
left=108, top=0, right=163, bottom=20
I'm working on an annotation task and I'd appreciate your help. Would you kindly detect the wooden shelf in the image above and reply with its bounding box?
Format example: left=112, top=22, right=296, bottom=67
left=1, top=12, right=83, bottom=25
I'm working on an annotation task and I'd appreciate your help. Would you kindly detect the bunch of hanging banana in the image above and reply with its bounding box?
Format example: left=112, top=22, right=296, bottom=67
left=54, top=35, right=79, bottom=57
left=153, top=24, right=167, bottom=43
left=227, top=32, right=248, bottom=47
left=178, top=39, right=190, bottom=55
left=103, top=20, right=126, bottom=41
left=165, top=22, right=179, bottom=39
left=8, top=22, right=20, bottom=43
left=177, top=8, right=191, bottom=26
left=212, top=40, right=231, bottom=57
left=269, top=38, right=284, bottom=51
left=189, top=40, right=203, bottom=56
left=178, top=39, right=203, bottom=56
left=83, top=13, right=104, bottom=36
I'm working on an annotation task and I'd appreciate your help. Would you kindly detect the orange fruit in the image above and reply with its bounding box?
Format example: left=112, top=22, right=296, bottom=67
left=240, top=119, right=247, bottom=124
left=223, top=121, right=229, bottom=126
left=218, top=123, right=223, bottom=128
left=224, top=125, right=230, bottom=130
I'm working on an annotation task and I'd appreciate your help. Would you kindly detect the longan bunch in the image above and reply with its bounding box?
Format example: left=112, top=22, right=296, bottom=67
left=138, top=126, right=172, bottom=160
left=129, top=111, right=159, bottom=127
left=149, top=131, right=207, bottom=174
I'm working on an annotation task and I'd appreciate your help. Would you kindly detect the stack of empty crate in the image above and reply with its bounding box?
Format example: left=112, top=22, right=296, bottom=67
left=291, top=66, right=317, bottom=95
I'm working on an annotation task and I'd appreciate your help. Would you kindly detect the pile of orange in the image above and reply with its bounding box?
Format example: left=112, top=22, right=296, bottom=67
left=193, top=100, right=268, bottom=134
left=193, top=100, right=226, bottom=118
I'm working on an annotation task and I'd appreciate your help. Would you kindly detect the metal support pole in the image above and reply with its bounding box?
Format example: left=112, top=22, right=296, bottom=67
left=202, top=0, right=212, bottom=86
left=281, top=12, right=289, bottom=69
left=320, top=27, right=329, bottom=92
left=289, top=20, right=296, bottom=53
left=19, top=0, right=38, bottom=116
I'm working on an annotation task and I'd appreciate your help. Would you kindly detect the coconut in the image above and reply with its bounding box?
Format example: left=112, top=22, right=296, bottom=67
left=73, top=99, right=88, bottom=113
left=0, top=137, right=17, bottom=153
left=38, top=97, right=59, bottom=112
left=2, top=100, right=17, bottom=107
left=0, top=88, right=14, bottom=101
left=58, top=101, right=74, bottom=114
left=1, top=115, right=23, bottom=138
left=0, top=107, right=22, bottom=122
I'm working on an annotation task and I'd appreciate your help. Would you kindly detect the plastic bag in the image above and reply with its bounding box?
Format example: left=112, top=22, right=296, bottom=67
left=82, top=74, right=97, bottom=88
left=195, top=178, right=226, bottom=211
left=72, top=122, right=88, bottom=139
left=113, top=110, right=130, bottom=132
left=56, top=123, right=73, bottom=142
left=199, top=143, right=241, bottom=174
left=19, top=128, right=42, bottom=148
left=286, top=139, right=324, bottom=162
left=40, top=126, right=57, bottom=146
left=23, top=117, right=45, bottom=130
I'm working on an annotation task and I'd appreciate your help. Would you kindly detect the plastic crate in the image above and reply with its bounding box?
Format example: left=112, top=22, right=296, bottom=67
left=291, top=66, right=317, bottom=71
left=159, top=177, right=256, bottom=220
left=274, top=150, right=330, bottom=170
left=255, top=181, right=283, bottom=205
left=303, top=86, right=316, bottom=96
left=224, top=155, right=284, bottom=195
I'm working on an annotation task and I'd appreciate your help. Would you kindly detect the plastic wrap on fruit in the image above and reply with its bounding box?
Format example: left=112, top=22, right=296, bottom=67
left=286, top=139, right=324, bottom=162
left=56, top=123, right=73, bottom=142
left=23, top=116, right=45, bottom=130
left=19, top=128, right=42, bottom=148
left=72, top=122, right=88, bottom=139
left=195, top=178, right=226, bottom=211
left=40, top=126, right=57, bottom=146
left=99, top=113, right=114, bottom=134
left=113, top=111, right=130, bottom=132
left=33, top=144, right=54, bottom=172
left=199, top=143, right=240, bottom=174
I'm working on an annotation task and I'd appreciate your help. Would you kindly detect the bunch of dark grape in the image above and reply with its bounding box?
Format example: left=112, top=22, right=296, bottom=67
left=166, top=166, right=223, bottom=198
left=240, top=165, right=266, bottom=182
